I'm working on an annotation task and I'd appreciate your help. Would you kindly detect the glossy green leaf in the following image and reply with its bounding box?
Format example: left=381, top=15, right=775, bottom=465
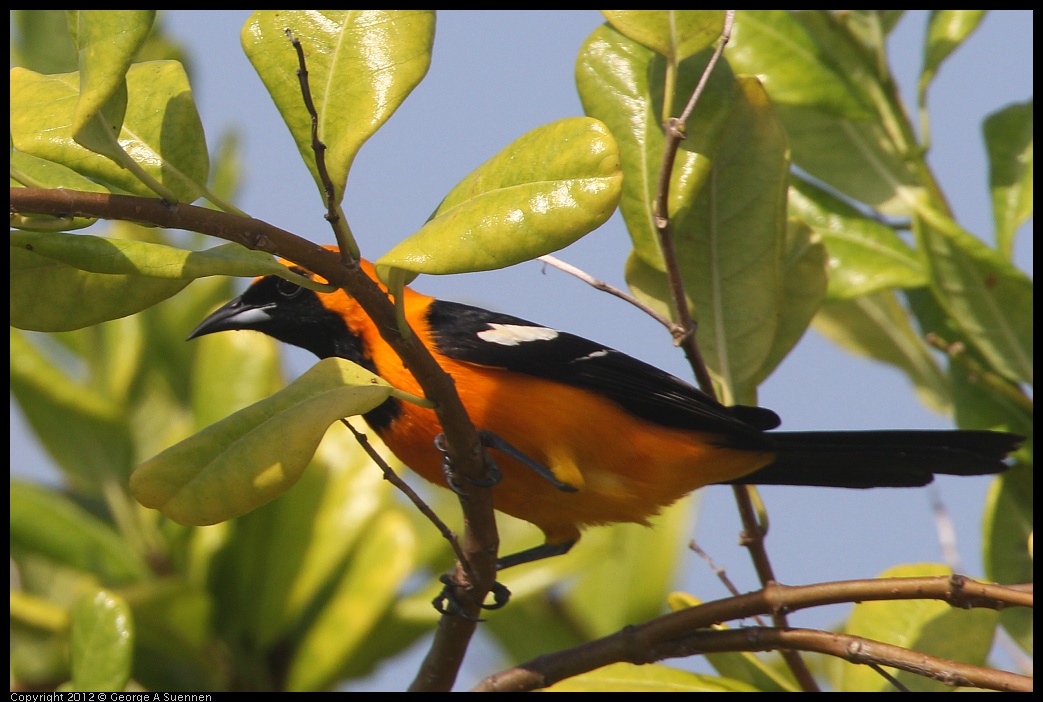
left=11, top=231, right=329, bottom=287
left=377, top=117, right=622, bottom=277
left=10, top=330, right=136, bottom=487
left=983, top=463, right=1033, bottom=656
left=68, top=590, right=134, bottom=693
left=788, top=177, right=925, bottom=299
left=9, top=234, right=334, bottom=332
left=812, top=293, right=951, bottom=414
left=983, top=100, right=1033, bottom=258
left=10, top=480, right=150, bottom=585
left=11, top=243, right=185, bottom=332
left=775, top=104, right=924, bottom=216
left=242, top=10, right=434, bottom=205
left=10, top=61, right=209, bottom=202
left=601, top=10, right=724, bottom=62
left=919, top=11, right=985, bottom=97
left=544, top=662, right=759, bottom=692
left=130, top=357, right=393, bottom=526
left=630, top=77, right=789, bottom=403
left=578, top=23, right=735, bottom=266
left=287, top=509, right=417, bottom=691
left=748, top=218, right=827, bottom=391
left=10, top=151, right=110, bottom=231
left=913, top=213, right=1033, bottom=385
left=726, top=10, right=874, bottom=119
left=68, top=11, right=156, bottom=147
left=840, top=563, right=999, bottom=692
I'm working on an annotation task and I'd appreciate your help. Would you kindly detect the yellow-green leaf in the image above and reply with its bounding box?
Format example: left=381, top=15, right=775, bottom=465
left=840, top=563, right=1000, bottom=692
left=544, top=662, right=759, bottom=692
left=601, top=10, right=725, bottom=62
left=913, top=212, right=1033, bottom=385
left=726, top=10, right=875, bottom=120
left=69, top=11, right=156, bottom=143
left=788, top=177, right=925, bottom=299
left=10, top=61, right=209, bottom=202
left=377, top=117, right=622, bottom=278
left=578, top=23, right=735, bottom=266
left=287, top=509, right=417, bottom=691
left=984, top=100, right=1033, bottom=258
left=130, top=358, right=393, bottom=526
left=242, top=10, right=434, bottom=205
left=68, top=590, right=134, bottom=693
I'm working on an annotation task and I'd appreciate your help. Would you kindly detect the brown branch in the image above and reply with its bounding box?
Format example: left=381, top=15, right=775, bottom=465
left=283, top=32, right=499, bottom=690
left=473, top=575, right=1033, bottom=692
left=10, top=186, right=497, bottom=690
left=642, top=9, right=817, bottom=692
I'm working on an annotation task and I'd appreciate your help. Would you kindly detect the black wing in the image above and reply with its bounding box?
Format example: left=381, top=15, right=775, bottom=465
left=425, top=299, right=778, bottom=441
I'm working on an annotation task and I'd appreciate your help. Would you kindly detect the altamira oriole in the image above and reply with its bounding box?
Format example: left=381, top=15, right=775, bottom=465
left=189, top=257, right=1021, bottom=568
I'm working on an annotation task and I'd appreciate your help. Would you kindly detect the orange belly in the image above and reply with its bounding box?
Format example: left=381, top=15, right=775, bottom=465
left=373, top=359, right=775, bottom=546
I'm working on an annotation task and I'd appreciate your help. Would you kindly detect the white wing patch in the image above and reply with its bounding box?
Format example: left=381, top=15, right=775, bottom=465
left=477, top=323, right=559, bottom=346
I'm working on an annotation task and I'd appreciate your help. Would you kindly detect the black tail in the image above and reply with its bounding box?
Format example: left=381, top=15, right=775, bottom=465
left=726, top=430, right=1022, bottom=489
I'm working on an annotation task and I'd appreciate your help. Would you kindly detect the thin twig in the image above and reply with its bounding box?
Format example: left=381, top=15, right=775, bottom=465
left=286, top=29, right=359, bottom=262
left=341, top=419, right=469, bottom=568
left=537, top=254, right=680, bottom=333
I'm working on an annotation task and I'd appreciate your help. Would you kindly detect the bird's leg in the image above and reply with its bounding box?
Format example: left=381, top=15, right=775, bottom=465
left=433, top=430, right=578, bottom=494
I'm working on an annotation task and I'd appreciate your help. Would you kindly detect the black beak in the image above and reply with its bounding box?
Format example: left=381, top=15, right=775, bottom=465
left=187, top=295, right=274, bottom=341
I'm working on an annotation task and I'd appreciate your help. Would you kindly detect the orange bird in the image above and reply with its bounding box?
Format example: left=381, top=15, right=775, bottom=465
left=190, top=257, right=1020, bottom=568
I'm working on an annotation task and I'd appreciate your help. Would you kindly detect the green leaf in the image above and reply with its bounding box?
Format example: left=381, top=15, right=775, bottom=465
left=544, top=662, right=759, bottom=692
left=840, top=563, right=999, bottom=692
left=242, top=10, right=434, bottom=205
left=10, top=330, right=136, bottom=488
left=788, top=177, right=925, bottom=299
left=578, top=23, right=735, bottom=266
left=9, top=234, right=335, bottom=332
left=748, top=218, right=827, bottom=389
left=775, top=103, right=924, bottom=216
left=726, top=10, right=875, bottom=119
left=68, top=10, right=155, bottom=119
left=631, top=77, right=789, bottom=403
left=10, top=480, right=150, bottom=584
left=919, top=11, right=986, bottom=98
left=601, top=10, right=725, bottom=62
left=983, top=462, right=1033, bottom=656
left=377, top=117, right=622, bottom=278
left=913, top=213, right=1033, bottom=385
left=190, top=322, right=284, bottom=429
left=11, top=10, right=79, bottom=74
left=130, top=358, right=394, bottom=526
left=983, top=100, right=1033, bottom=258
left=287, top=509, right=417, bottom=691
left=10, top=61, right=209, bottom=202
left=812, top=292, right=951, bottom=414
left=11, top=241, right=188, bottom=332
left=68, top=590, right=134, bottom=693
left=11, top=231, right=329, bottom=287
left=68, top=11, right=156, bottom=147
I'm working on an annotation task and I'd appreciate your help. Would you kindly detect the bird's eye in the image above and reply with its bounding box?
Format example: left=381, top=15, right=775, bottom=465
left=274, top=278, right=305, bottom=299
